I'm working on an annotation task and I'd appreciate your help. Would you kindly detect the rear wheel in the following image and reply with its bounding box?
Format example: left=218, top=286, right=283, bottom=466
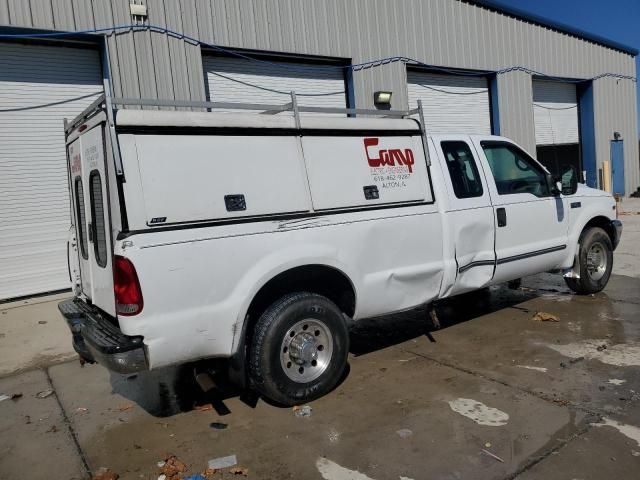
left=565, top=227, right=613, bottom=294
left=248, top=292, right=349, bottom=406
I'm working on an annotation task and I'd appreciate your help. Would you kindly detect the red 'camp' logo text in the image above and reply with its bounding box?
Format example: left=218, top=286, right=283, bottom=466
left=364, top=138, right=415, bottom=173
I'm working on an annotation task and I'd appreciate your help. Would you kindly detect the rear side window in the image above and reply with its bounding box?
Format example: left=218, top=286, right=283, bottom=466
left=89, top=171, right=108, bottom=268
left=481, top=142, right=549, bottom=197
left=74, top=177, right=88, bottom=260
left=440, top=141, right=483, bottom=198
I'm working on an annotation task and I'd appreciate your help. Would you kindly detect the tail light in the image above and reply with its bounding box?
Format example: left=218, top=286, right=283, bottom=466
left=114, top=255, right=143, bottom=316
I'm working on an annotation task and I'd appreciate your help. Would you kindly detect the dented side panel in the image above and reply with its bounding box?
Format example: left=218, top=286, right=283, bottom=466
left=115, top=204, right=443, bottom=369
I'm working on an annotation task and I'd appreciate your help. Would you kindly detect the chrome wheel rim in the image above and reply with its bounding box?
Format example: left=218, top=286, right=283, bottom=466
left=280, top=318, right=334, bottom=383
left=586, top=241, right=608, bottom=281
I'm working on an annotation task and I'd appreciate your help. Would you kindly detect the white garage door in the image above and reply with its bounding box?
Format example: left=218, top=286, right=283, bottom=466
left=407, top=71, right=492, bottom=135
left=0, top=43, right=103, bottom=300
left=533, top=80, right=579, bottom=145
left=203, top=56, right=347, bottom=111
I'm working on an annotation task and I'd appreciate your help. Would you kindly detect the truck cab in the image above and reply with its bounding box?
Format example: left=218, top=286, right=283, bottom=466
left=59, top=96, right=622, bottom=405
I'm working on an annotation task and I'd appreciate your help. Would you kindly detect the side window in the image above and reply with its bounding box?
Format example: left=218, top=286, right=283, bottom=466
left=440, top=141, right=484, bottom=199
left=74, top=177, right=88, bottom=260
left=481, top=142, right=550, bottom=197
left=89, top=171, right=108, bottom=268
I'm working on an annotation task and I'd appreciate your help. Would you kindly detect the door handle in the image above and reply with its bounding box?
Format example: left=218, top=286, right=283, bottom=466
left=497, top=208, right=507, bottom=227
left=88, top=222, right=94, bottom=242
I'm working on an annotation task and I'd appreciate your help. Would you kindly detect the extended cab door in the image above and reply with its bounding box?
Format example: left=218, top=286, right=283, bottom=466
left=432, top=136, right=495, bottom=297
left=471, top=138, right=569, bottom=284
left=67, top=122, right=115, bottom=316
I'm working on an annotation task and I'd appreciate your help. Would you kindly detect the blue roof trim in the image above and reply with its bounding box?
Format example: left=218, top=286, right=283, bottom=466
left=469, top=0, right=639, bottom=56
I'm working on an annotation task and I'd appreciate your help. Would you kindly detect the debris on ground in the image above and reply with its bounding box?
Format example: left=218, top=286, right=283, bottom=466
left=117, top=403, right=134, bottom=412
left=76, top=407, right=89, bottom=414
left=428, top=304, right=441, bottom=329
left=229, top=466, right=249, bottom=476
left=597, top=344, right=608, bottom=352
left=194, top=403, right=214, bottom=412
left=396, top=428, right=413, bottom=438
left=484, top=442, right=492, bottom=448
left=38, top=320, right=47, bottom=324
left=608, top=379, right=626, bottom=385
left=202, top=468, right=217, bottom=478
left=398, top=357, right=417, bottom=363
left=24, top=415, right=31, bottom=424
left=159, top=454, right=188, bottom=478
left=481, top=448, right=504, bottom=463
left=569, top=356, right=585, bottom=364
left=46, top=425, right=58, bottom=433
left=209, top=422, right=228, bottom=430
left=92, top=467, right=119, bottom=480
left=1, top=393, right=23, bottom=402
left=293, top=405, right=312, bottom=417
left=35, top=389, right=54, bottom=399
left=208, top=454, right=238, bottom=470
left=532, top=311, right=559, bottom=322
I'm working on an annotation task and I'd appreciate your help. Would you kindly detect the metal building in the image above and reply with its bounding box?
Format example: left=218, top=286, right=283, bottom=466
left=0, top=0, right=638, bottom=300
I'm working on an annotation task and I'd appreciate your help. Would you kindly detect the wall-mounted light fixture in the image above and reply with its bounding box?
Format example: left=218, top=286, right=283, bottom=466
left=613, top=131, right=622, bottom=140
left=373, top=91, right=393, bottom=107
left=130, top=2, right=148, bottom=21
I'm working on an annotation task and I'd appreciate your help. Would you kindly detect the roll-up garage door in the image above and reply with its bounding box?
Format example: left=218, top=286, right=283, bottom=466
left=407, top=71, right=492, bottom=135
left=0, top=43, right=103, bottom=300
left=203, top=56, right=347, bottom=111
left=533, top=80, right=579, bottom=145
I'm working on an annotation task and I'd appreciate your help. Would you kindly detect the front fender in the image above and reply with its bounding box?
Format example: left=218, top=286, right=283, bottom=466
left=561, top=197, right=617, bottom=269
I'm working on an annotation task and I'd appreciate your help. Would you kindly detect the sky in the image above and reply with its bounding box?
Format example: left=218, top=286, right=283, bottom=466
left=489, top=0, right=640, bottom=127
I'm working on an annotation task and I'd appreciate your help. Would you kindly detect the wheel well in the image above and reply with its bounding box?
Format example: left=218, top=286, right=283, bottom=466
left=583, top=216, right=615, bottom=245
left=230, top=265, right=356, bottom=388
left=247, top=265, right=356, bottom=322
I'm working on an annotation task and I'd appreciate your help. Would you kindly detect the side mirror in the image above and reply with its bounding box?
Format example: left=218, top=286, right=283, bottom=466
left=560, top=165, right=578, bottom=195
left=546, top=173, right=561, bottom=196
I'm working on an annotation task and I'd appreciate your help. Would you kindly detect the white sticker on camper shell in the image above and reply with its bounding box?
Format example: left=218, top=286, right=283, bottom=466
left=364, top=137, right=416, bottom=190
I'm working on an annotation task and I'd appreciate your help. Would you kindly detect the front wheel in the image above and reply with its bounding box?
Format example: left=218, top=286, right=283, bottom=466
left=565, top=227, right=613, bottom=295
left=248, top=292, right=349, bottom=406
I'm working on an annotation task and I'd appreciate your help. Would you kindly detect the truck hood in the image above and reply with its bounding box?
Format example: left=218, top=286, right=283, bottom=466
left=575, top=183, right=612, bottom=198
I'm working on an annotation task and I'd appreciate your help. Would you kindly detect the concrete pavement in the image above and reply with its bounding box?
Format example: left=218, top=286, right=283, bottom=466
left=0, top=292, right=74, bottom=377
left=1, top=272, right=639, bottom=479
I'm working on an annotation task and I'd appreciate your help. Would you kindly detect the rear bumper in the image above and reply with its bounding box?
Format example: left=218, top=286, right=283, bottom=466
left=58, top=299, right=148, bottom=374
left=611, top=219, right=623, bottom=250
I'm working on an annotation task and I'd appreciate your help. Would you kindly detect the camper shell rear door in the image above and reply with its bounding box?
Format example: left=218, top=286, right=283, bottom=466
left=66, top=114, right=116, bottom=316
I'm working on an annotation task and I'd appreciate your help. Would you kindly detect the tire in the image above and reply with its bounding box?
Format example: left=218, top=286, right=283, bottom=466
left=564, top=227, right=613, bottom=295
left=248, top=292, right=349, bottom=406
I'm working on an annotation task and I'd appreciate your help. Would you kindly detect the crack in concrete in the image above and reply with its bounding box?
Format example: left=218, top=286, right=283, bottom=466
left=45, top=367, right=92, bottom=478
left=405, top=349, right=603, bottom=479
left=406, top=349, right=605, bottom=416
left=507, top=423, right=593, bottom=480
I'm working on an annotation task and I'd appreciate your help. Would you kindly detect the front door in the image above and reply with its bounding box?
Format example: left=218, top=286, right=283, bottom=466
left=611, top=140, right=625, bottom=196
left=472, top=139, right=569, bottom=284
left=68, top=124, right=115, bottom=316
left=433, top=136, right=495, bottom=297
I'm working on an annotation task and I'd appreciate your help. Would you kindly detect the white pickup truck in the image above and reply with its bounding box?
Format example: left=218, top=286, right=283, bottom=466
left=59, top=96, right=621, bottom=405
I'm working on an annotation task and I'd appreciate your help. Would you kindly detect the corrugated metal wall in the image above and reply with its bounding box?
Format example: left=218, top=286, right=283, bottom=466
left=0, top=0, right=638, bottom=193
